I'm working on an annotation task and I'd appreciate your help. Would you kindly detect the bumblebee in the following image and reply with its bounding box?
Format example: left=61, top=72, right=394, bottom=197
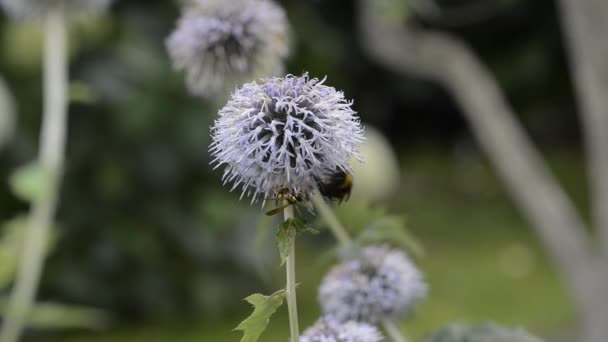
left=265, top=188, right=310, bottom=216
left=316, top=170, right=353, bottom=203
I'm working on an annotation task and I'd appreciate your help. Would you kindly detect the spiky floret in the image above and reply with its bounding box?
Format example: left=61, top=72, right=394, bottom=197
left=166, top=0, right=289, bottom=98
left=300, top=316, right=384, bottom=342
left=0, top=0, right=111, bottom=19
left=319, top=245, right=428, bottom=324
left=210, top=74, right=364, bottom=202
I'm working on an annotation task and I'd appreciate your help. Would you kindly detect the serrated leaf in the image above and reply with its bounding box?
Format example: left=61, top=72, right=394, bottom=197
left=277, top=218, right=318, bottom=265
left=9, top=162, right=53, bottom=202
left=357, top=216, right=425, bottom=258
left=234, top=290, right=287, bottom=342
left=276, top=223, right=296, bottom=266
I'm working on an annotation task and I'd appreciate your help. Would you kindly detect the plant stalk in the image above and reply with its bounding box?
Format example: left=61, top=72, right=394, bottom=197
left=382, top=320, right=408, bottom=342
left=284, top=204, right=299, bottom=342
left=311, top=193, right=352, bottom=247
left=312, top=195, right=409, bottom=342
left=0, top=10, right=69, bottom=342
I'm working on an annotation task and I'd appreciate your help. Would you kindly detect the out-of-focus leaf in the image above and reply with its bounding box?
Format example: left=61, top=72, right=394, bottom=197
left=0, top=299, right=110, bottom=330
left=69, top=81, right=98, bottom=104
left=0, top=216, right=58, bottom=289
left=331, top=200, right=387, bottom=233
left=356, top=216, right=425, bottom=258
left=328, top=201, right=424, bottom=257
left=9, top=162, right=53, bottom=203
left=376, top=0, right=411, bottom=27
left=1, top=22, right=44, bottom=72
left=234, top=290, right=287, bottom=342
left=0, top=217, right=27, bottom=288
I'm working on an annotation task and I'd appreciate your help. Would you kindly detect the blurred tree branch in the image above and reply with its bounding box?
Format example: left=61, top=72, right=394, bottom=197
left=357, top=0, right=607, bottom=340
left=558, top=0, right=608, bottom=256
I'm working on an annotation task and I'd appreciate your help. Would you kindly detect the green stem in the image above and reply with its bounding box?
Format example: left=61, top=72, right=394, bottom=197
left=311, top=193, right=352, bottom=247
left=382, top=320, right=408, bottom=342
left=284, top=205, right=299, bottom=342
left=0, top=10, right=68, bottom=342
left=313, top=195, right=409, bottom=342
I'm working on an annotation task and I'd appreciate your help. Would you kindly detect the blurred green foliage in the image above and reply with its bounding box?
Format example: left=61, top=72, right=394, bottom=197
left=0, top=0, right=583, bottom=340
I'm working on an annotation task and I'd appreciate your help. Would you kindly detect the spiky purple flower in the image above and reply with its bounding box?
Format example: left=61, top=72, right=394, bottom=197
left=300, top=316, right=384, bottom=342
left=0, top=0, right=111, bottom=19
left=166, top=0, right=289, bottom=98
left=210, top=74, right=364, bottom=202
left=319, top=245, right=428, bottom=324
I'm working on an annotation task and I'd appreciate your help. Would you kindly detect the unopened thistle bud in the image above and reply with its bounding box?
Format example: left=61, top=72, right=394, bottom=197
left=319, top=245, right=428, bottom=324
left=166, top=0, right=289, bottom=98
left=0, top=0, right=112, bottom=19
left=300, top=316, right=384, bottom=342
left=210, top=74, right=364, bottom=202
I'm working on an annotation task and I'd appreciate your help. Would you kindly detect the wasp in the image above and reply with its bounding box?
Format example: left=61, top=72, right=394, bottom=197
left=316, top=170, right=353, bottom=204
left=265, top=188, right=310, bottom=216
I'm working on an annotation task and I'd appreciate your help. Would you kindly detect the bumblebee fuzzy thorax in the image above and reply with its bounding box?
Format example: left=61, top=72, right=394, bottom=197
left=317, top=170, right=353, bottom=203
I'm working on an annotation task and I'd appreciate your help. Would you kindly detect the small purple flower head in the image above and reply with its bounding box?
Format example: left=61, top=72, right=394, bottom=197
left=319, top=245, right=428, bottom=324
left=300, top=316, right=384, bottom=342
left=166, top=0, right=289, bottom=98
left=0, top=0, right=112, bottom=19
left=210, top=74, right=364, bottom=202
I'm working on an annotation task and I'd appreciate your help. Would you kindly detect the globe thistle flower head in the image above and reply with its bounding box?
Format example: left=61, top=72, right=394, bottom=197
left=166, top=0, right=289, bottom=98
left=210, top=74, right=364, bottom=202
left=300, top=316, right=384, bottom=342
left=319, top=245, right=428, bottom=324
left=0, top=0, right=112, bottom=19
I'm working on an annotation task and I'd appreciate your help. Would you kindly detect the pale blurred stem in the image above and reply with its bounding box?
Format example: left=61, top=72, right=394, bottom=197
left=383, top=320, right=408, bottom=342
left=557, top=0, right=608, bottom=256
left=284, top=205, right=299, bottom=342
left=311, top=193, right=352, bottom=248
left=357, top=0, right=608, bottom=340
left=312, top=194, right=406, bottom=342
left=0, top=11, right=68, bottom=342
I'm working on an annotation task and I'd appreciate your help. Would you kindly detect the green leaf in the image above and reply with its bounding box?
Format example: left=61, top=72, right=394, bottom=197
left=276, top=223, right=296, bottom=266
left=9, top=162, right=53, bottom=202
left=356, top=216, right=426, bottom=258
left=234, top=290, right=287, bottom=342
left=0, top=216, right=59, bottom=289
left=277, top=218, right=318, bottom=266
left=69, top=81, right=98, bottom=104
left=0, top=217, right=27, bottom=288
left=376, top=0, right=411, bottom=26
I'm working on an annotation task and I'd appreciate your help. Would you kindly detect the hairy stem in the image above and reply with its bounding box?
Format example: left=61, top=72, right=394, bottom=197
left=311, top=193, right=352, bottom=248
left=382, top=320, right=408, bottom=342
left=284, top=205, right=299, bottom=342
left=0, top=11, right=68, bottom=342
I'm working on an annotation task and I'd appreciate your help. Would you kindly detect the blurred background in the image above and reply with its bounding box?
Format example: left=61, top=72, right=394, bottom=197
left=0, top=0, right=584, bottom=340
